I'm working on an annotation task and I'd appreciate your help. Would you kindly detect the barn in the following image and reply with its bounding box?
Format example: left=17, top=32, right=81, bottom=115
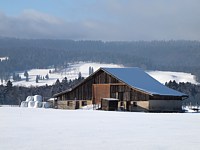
left=53, top=67, right=188, bottom=112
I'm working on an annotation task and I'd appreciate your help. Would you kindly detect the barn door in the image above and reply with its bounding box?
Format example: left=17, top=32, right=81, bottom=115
left=92, top=84, right=110, bottom=104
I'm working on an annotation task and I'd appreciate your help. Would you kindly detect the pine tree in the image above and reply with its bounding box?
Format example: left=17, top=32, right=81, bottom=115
left=6, top=80, right=12, bottom=89
left=16, top=74, right=21, bottom=81
left=62, top=77, right=68, bottom=84
left=24, top=71, right=29, bottom=81
left=91, top=67, right=94, bottom=74
left=45, top=74, right=49, bottom=79
left=13, top=72, right=16, bottom=81
left=89, top=67, right=94, bottom=75
left=78, top=72, right=82, bottom=80
left=55, top=79, right=60, bottom=85
left=89, top=66, right=92, bottom=75
left=36, top=75, right=39, bottom=83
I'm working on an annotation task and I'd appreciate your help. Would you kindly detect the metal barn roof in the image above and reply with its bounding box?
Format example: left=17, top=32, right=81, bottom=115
left=102, top=67, right=187, bottom=97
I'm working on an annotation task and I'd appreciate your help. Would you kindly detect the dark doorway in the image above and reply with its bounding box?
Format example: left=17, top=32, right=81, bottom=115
left=118, top=92, right=124, bottom=101
left=75, top=101, right=79, bottom=109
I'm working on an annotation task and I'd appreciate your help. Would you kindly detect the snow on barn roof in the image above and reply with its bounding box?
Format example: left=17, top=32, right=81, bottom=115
left=102, top=67, right=187, bottom=97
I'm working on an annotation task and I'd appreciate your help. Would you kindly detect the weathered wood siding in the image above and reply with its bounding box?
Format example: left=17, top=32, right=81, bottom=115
left=57, top=70, right=150, bottom=103
left=110, top=85, right=149, bottom=101
left=149, top=100, right=182, bottom=112
left=57, top=70, right=121, bottom=101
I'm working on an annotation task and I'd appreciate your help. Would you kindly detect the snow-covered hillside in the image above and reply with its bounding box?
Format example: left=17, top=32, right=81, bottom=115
left=0, top=107, right=200, bottom=150
left=147, top=70, right=198, bottom=85
left=10, top=62, right=198, bottom=87
left=11, top=62, right=123, bottom=87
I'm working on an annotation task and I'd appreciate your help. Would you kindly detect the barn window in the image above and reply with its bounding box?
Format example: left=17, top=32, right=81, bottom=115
left=120, top=101, right=124, bottom=106
left=133, top=102, right=137, bottom=107
left=118, top=92, right=123, bottom=100
left=119, top=101, right=125, bottom=111
left=82, top=101, right=87, bottom=106
left=67, top=101, right=70, bottom=106
left=68, top=101, right=73, bottom=107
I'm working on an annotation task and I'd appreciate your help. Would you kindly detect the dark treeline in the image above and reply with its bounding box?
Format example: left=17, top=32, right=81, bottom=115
left=165, top=81, right=200, bottom=105
left=1, top=78, right=199, bottom=105
left=0, top=38, right=200, bottom=82
left=0, top=77, right=84, bottom=105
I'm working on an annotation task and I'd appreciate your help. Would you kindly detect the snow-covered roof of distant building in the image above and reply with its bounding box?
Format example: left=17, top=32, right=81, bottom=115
left=102, top=67, right=187, bottom=97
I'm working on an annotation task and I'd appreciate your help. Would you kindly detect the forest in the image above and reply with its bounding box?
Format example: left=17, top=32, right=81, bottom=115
left=0, top=38, right=200, bottom=82
left=0, top=38, right=200, bottom=105
left=165, top=81, right=200, bottom=105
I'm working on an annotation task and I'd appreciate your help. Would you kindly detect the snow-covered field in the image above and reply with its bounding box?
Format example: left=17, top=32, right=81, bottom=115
left=0, top=107, right=200, bottom=150
left=10, top=62, right=198, bottom=87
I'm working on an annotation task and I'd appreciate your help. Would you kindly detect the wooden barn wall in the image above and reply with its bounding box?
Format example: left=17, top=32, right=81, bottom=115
left=110, top=85, right=149, bottom=101
left=56, top=69, right=152, bottom=102
left=59, top=70, right=121, bottom=100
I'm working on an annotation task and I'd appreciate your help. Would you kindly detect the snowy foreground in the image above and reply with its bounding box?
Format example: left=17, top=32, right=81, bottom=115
left=1, top=107, right=200, bottom=150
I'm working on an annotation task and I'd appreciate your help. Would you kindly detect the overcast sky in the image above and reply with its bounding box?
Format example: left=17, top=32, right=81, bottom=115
left=0, top=0, right=199, bottom=41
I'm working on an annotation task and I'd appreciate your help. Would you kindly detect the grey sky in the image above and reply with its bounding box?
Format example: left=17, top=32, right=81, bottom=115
left=0, top=0, right=199, bottom=41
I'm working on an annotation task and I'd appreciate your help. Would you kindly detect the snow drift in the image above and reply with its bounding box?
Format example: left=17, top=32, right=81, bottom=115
left=1, top=107, right=200, bottom=150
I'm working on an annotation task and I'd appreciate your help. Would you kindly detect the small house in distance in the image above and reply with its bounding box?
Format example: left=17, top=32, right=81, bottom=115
left=53, top=67, right=188, bottom=112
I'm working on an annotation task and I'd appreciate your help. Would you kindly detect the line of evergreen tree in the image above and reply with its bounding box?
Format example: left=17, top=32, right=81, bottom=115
left=0, top=38, right=200, bottom=82
left=165, top=80, right=200, bottom=105
left=0, top=77, right=84, bottom=105
left=1, top=78, right=199, bottom=106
